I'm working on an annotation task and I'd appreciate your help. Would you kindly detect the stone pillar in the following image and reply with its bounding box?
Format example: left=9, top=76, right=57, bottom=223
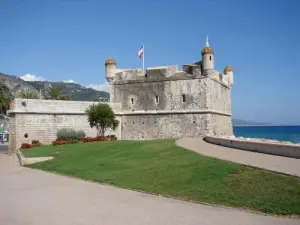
left=8, top=113, right=16, bottom=154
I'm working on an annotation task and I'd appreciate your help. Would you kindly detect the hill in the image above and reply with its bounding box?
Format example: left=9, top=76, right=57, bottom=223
left=0, top=72, right=109, bottom=101
left=232, top=118, right=271, bottom=126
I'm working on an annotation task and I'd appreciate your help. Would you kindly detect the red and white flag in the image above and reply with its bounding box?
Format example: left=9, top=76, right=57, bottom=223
left=138, top=45, right=144, bottom=59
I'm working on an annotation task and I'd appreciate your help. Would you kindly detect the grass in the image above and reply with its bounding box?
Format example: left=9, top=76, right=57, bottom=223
left=22, top=140, right=300, bottom=215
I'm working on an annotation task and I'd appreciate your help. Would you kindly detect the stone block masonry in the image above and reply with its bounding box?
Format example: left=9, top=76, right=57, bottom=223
left=8, top=99, right=122, bottom=153
left=105, top=39, right=234, bottom=143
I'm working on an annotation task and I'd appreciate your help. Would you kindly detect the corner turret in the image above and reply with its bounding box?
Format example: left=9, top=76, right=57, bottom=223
left=201, top=36, right=214, bottom=72
left=105, top=58, right=116, bottom=82
left=223, top=65, right=234, bottom=87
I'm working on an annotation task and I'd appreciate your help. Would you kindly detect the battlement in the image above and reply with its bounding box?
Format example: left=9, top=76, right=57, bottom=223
left=112, top=63, right=207, bottom=84
left=110, top=64, right=232, bottom=88
left=105, top=43, right=233, bottom=87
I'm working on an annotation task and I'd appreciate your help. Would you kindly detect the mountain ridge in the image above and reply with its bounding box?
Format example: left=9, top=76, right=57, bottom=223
left=0, top=72, right=109, bottom=101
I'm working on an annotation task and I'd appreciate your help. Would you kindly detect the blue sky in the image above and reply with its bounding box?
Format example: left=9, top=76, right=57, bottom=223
left=1, top=0, right=300, bottom=124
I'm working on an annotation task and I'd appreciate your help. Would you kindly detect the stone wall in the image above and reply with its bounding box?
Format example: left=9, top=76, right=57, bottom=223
left=208, top=78, right=231, bottom=113
left=121, top=113, right=207, bottom=140
left=207, top=113, right=233, bottom=136
left=8, top=99, right=121, bottom=153
left=113, top=77, right=209, bottom=112
left=205, top=135, right=300, bottom=159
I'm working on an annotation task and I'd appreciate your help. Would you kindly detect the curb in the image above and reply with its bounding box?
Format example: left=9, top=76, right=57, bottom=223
left=16, top=150, right=54, bottom=166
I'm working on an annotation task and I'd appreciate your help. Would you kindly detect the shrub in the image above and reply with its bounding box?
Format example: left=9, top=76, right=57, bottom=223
left=56, top=137, right=66, bottom=142
left=83, top=137, right=95, bottom=143
left=31, top=140, right=42, bottom=147
left=106, top=135, right=117, bottom=141
left=31, top=140, right=40, bottom=145
left=83, top=136, right=115, bottom=143
left=52, top=140, right=67, bottom=146
left=76, top=130, right=86, bottom=140
left=56, top=128, right=86, bottom=141
left=56, top=128, right=77, bottom=140
left=21, top=143, right=32, bottom=149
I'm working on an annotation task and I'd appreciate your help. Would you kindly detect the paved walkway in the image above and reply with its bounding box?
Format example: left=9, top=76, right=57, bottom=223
left=176, top=137, right=300, bottom=177
left=0, top=153, right=299, bottom=225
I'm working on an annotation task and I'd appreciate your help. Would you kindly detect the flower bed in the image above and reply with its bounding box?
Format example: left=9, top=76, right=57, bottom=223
left=52, top=139, right=80, bottom=146
left=21, top=143, right=32, bottom=149
left=20, top=140, right=42, bottom=149
left=52, top=135, right=117, bottom=146
left=20, top=133, right=117, bottom=149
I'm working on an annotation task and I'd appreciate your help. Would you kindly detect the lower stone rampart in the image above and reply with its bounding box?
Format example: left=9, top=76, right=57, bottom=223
left=7, top=98, right=233, bottom=153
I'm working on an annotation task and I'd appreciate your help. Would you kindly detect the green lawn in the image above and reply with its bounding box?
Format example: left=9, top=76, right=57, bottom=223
left=23, top=140, right=300, bottom=215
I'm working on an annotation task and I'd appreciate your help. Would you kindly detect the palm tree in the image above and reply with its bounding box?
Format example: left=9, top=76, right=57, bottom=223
left=46, top=85, right=63, bottom=100
left=60, top=95, right=74, bottom=100
left=45, top=85, right=73, bottom=100
left=17, top=89, right=39, bottom=99
left=0, top=81, right=12, bottom=114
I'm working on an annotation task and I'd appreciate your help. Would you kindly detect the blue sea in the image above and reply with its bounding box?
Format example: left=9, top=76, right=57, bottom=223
left=233, top=126, right=300, bottom=144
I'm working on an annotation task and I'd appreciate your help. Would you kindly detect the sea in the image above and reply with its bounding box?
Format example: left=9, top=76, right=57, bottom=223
left=233, top=126, right=300, bottom=144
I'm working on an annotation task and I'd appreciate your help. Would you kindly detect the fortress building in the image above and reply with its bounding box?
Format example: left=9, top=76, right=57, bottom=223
left=105, top=37, right=234, bottom=139
left=7, top=37, right=234, bottom=153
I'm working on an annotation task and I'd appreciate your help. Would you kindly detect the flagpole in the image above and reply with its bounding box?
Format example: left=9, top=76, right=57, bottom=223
left=142, top=44, right=145, bottom=74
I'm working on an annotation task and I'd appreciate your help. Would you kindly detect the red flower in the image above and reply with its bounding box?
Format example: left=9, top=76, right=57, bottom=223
left=21, top=143, right=32, bottom=149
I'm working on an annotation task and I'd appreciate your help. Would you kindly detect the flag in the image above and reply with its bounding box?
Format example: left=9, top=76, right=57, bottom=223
left=138, top=45, right=144, bottom=59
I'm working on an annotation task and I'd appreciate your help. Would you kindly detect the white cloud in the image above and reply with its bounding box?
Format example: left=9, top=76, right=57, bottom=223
left=63, top=80, right=76, bottom=83
left=20, top=73, right=45, bottom=82
left=86, top=82, right=109, bottom=92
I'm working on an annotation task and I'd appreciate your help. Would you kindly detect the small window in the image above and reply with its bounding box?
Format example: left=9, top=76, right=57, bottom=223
left=131, top=98, right=134, bottom=104
left=210, top=56, right=212, bottom=61
left=155, top=95, right=159, bottom=103
left=182, top=94, right=186, bottom=103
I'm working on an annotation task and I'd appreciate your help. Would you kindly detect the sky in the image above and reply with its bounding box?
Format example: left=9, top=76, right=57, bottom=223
left=1, top=0, right=300, bottom=125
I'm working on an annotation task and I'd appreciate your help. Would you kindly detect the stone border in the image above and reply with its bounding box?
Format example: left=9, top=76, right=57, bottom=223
left=17, top=150, right=54, bottom=166
left=205, top=135, right=300, bottom=159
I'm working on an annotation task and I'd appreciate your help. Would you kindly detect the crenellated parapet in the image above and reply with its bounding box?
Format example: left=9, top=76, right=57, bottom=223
left=104, top=37, right=233, bottom=88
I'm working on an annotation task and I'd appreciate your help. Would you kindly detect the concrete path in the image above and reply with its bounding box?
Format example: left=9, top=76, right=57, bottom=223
left=0, top=153, right=299, bottom=225
left=176, top=137, right=300, bottom=177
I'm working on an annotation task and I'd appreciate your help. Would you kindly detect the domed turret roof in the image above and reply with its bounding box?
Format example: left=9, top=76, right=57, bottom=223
left=224, top=65, right=234, bottom=74
left=105, top=58, right=116, bottom=65
left=201, top=46, right=214, bottom=55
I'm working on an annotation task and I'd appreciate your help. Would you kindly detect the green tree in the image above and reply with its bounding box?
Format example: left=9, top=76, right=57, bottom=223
left=46, top=85, right=63, bottom=100
left=85, top=103, right=119, bottom=137
left=18, top=89, right=39, bottom=99
left=0, top=81, right=12, bottom=114
left=60, top=95, right=74, bottom=100
left=45, top=85, right=73, bottom=100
